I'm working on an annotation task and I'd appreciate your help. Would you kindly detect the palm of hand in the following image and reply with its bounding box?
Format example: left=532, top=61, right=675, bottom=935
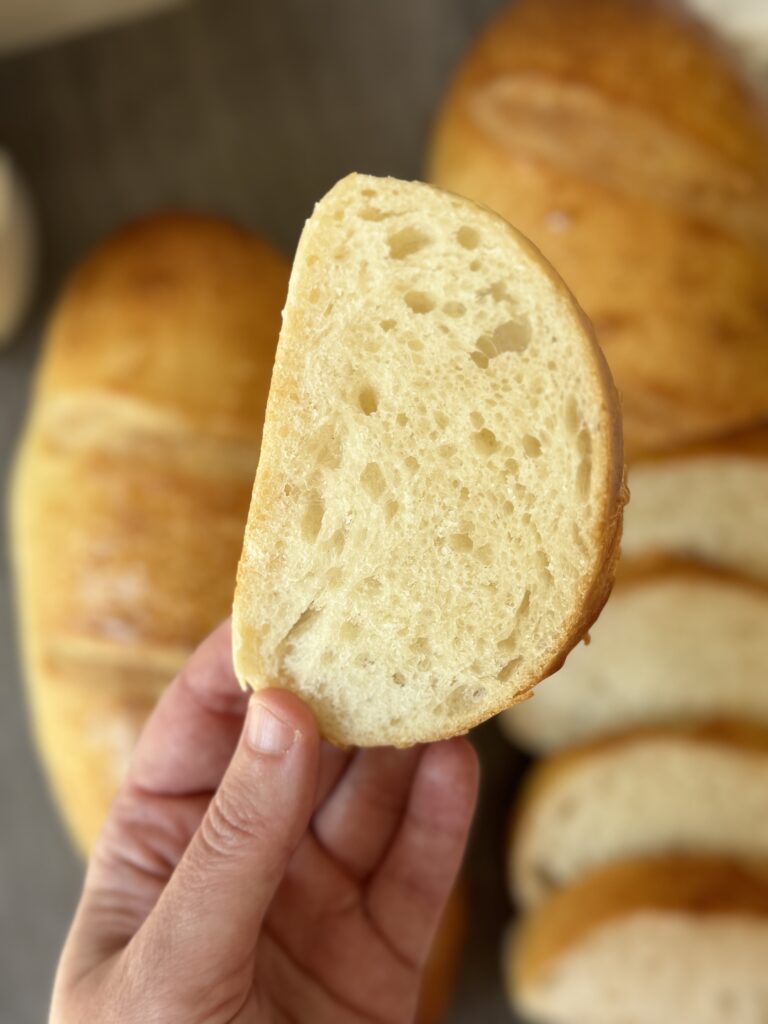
left=51, top=624, right=477, bottom=1024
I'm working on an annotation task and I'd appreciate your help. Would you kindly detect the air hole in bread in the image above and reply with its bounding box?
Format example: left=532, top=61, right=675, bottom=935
left=443, top=301, right=466, bottom=318
left=404, top=455, right=419, bottom=472
left=443, top=686, right=469, bottom=714
left=457, top=226, right=480, bottom=250
left=434, top=410, right=449, bottom=429
left=340, top=621, right=360, bottom=642
left=470, top=410, right=484, bottom=428
left=358, top=386, right=379, bottom=415
left=329, top=528, right=345, bottom=554
left=503, top=499, right=515, bottom=514
left=354, top=577, right=381, bottom=600
left=301, top=492, right=324, bottom=543
left=476, top=544, right=493, bottom=566
left=309, top=287, right=320, bottom=304
left=470, top=259, right=482, bottom=271
left=472, top=428, right=499, bottom=456
left=493, top=318, right=530, bottom=353
left=405, top=290, right=436, bottom=314
left=412, top=637, right=429, bottom=655
left=523, top=434, right=542, bottom=457
left=392, top=671, right=405, bottom=687
left=388, top=226, right=431, bottom=259
left=381, top=319, right=396, bottom=332
left=385, top=499, right=399, bottom=521
left=489, top=281, right=508, bottom=303
left=439, top=444, right=457, bottom=459
left=277, top=604, right=319, bottom=662
left=497, top=630, right=517, bottom=654
left=407, top=337, right=424, bottom=351
left=517, top=589, right=531, bottom=621
left=504, top=457, right=519, bottom=476
left=565, top=395, right=581, bottom=434
left=497, top=657, right=522, bottom=683
left=361, top=462, right=386, bottom=501
left=449, top=533, right=473, bottom=553
left=333, top=246, right=348, bottom=261
left=325, top=567, right=343, bottom=589
left=359, top=206, right=389, bottom=222
left=577, top=428, right=593, bottom=499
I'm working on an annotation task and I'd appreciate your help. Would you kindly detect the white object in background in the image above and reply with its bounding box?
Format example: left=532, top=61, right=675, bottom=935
left=684, top=0, right=768, bottom=87
left=0, top=0, right=184, bottom=55
left=0, top=155, right=37, bottom=348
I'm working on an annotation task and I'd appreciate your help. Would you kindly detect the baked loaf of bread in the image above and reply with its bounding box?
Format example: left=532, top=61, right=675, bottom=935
left=233, top=173, right=625, bottom=747
left=512, top=721, right=768, bottom=908
left=623, top=424, right=768, bottom=581
left=509, top=856, right=768, bottom=1024
left=501, top=559, right=768, bottom=752
left=684, top=0, right=768, bottom=85
left=429, top=0, right=768, bottom=458
left=12, top=214, right=289, bottom=851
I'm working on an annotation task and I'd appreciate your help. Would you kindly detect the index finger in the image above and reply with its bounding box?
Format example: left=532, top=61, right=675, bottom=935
left=130, top=619, right=248, bottom=796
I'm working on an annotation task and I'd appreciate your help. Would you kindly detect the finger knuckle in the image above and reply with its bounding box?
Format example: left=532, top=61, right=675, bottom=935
left=199, top=786, right=271, bottom=857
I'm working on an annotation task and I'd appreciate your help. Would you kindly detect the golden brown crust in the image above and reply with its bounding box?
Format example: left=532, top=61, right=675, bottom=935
left=614, top=553, right=768, bottom=593
left=429, top=0, right=768, bottom=458
left=513, top=856, right=768, bottom=990
left=36, top=214, right=289, bottom=449
left=28, top=659, right=169, bottom=852
left=12, top=214, right=288, bottom=852
left=631, top=420, right=768, bottom=463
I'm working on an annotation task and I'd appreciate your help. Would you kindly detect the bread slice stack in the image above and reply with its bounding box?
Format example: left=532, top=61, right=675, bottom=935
left=430, top=0, right=768, bottom=1018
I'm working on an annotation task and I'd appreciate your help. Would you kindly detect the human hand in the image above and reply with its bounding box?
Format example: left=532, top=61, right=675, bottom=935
left=50, top=621, right=479, bottom=1023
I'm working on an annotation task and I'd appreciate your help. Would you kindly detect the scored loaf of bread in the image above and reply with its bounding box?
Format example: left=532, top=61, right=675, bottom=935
left=11, top=214, right=289, bottom=851
left=509, top=856, right=768, bottom=1024
left=501, top=559, right=768, bottom=753
left=233, top=173, right=625, bottom=747
left=511, top=721, right=768, bottom=909
left=428, top=0, right=768, bottom=458
left=623, top=424, right=768, bottom=581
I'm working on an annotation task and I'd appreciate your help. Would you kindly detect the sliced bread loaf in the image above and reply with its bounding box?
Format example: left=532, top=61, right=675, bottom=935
left=233, top=174, right=624, bottom=746
left=512, top=721, right=768, bottom=908
left=501, top=559, right=768, bottom=752
left=623, top=425, right=768, bottom=581
left=509, top=856, right=768, bottom=1024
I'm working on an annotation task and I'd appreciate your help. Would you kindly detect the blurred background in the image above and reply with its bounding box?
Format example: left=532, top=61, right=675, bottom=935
left=1, top=1, right=766, bottom=1022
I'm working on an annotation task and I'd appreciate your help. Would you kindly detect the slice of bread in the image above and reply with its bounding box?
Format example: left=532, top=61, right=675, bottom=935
left=509, top=856, right=768, bottom=1024
left=233, top=174, right=624, bottom=746
left=501, top=559, right=768, bottom=752
left=623, top=424, right=768, bottom=581
left=512, top=721, right=768, bottom=908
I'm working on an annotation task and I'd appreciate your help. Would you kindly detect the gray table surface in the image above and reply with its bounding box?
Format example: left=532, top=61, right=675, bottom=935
left=0, top=2, right=527, bottom=1019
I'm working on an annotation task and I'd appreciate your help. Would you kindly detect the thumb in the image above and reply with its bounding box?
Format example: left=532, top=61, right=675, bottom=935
left=139, top=689, right=319, bottom=980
